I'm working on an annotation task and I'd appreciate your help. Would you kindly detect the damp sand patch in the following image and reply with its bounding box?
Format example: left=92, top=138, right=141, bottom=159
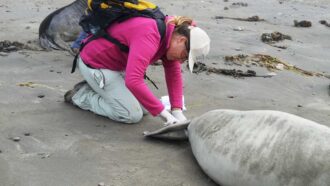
left=17, top=82, right=66, bottom=93
left=187, top=62, right=275, bottom=78
left=191, top=62, right=273, bottom=78
left=224, top=54, right=330, bottom=78
left=0, top=40, right=42, bottom=54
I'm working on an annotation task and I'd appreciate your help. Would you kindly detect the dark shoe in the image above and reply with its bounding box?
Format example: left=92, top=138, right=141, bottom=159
left=64, top=80, right=87, bottom=104
left=64, top=90, right=75, bottom=104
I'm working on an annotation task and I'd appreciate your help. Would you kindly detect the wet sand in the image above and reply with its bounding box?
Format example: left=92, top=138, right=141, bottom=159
left=0, top=0, right=329, bottom=185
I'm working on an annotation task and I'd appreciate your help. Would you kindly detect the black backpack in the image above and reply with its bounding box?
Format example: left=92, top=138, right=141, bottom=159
left=71, top=0, right=166, bottom=76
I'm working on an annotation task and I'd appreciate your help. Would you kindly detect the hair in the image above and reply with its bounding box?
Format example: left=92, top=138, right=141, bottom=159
left=167, top=16, right=193, bottom=47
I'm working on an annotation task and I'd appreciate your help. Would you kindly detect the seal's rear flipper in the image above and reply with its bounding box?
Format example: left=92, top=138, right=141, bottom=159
left=38, top=0, right=86, bottom=50
left=143, top=120, right=190, bottom=140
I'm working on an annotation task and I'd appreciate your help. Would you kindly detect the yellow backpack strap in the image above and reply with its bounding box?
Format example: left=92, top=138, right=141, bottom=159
left=87, top=0, right=93, bottom=10
left=88, top=0, right=111, bottom=10
left=124, top=0, right=156, bottom=11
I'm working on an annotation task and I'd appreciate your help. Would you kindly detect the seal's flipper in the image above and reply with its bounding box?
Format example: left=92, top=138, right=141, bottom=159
left=38, top=0, right=87, bottom=50
left=143, top=120, right=190, bottom=140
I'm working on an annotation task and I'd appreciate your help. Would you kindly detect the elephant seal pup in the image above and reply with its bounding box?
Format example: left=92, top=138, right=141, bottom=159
left=144, top=109, right=330, bottom=186
left=39, top=0, right=87, bottom=50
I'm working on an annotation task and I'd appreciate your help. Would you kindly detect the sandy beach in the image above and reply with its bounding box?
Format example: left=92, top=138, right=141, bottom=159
left=0, top=0, right=329, bottom=185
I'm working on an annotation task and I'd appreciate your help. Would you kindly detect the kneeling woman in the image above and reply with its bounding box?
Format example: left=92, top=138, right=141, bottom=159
left=65, top=16, right=210, bottom=125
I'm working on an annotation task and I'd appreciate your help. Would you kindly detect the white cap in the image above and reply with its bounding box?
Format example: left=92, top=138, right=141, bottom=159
left=188, top=27, right=210, bottom=72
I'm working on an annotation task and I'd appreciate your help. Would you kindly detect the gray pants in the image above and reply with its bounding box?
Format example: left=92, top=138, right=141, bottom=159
left=72, top=57, right=143, bottom=123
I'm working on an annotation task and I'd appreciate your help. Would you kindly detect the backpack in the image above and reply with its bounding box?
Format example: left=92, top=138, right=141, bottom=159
left=71, top=0, right=166, bottom=77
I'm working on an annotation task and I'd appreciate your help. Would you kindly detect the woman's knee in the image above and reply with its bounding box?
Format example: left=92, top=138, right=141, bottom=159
left=127, top=110, right=143, bottom=123
left=113, top=108, right=143, bottom=124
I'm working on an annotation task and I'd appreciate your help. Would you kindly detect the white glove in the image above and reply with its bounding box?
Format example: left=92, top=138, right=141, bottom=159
left=171, top=109, right=187, bottom=122
left=159, top=109, right=179, bottom=126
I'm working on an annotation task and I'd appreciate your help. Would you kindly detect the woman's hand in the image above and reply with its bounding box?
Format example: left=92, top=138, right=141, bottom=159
left=159, top=109, right=179, bottom=126
left=171, top=109, right=187, bottom=122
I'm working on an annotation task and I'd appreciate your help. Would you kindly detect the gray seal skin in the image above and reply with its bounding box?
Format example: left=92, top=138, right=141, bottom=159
left=39, top=0, right=87, bottom=50
left=144, top=109, right=330, bottom=186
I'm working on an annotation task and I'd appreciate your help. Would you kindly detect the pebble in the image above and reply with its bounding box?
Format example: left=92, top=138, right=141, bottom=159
left=98, top=182, right=105, bottom=186
left=12, top=137, right=21, bottom=142
left=276, top=63, right=284, bottom=70
left=24, top=132, right=31, bottom=136
left=233, top=26, right=244, bottom=31
left=38, top=94, right=45, bottom=98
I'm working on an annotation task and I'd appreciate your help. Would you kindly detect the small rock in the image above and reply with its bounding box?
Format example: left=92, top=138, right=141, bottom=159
left=224, top=7, right=229, bottom=10
left=261, top=32, right=292, bottom=44
left=24, top=132, right=31, bottom=136
left=227, top=96, right=235, bottom=99
left=319, top=20, right=330, bottom=27
left=320, top=20, right=327, bottom=24
left=12, top=137, right=21, bottom=142
left=25, top=26, right=30, bottom=29
left=297, top=104, right=303, bottom=108
left=0, top=150, right=2, bottom=153
left=276, top=63, right=284, bottom=70
left=294, top=20, right=312, bottom=27
left=233, top=26, right=244, bottom=31
left=98, top=182, right=105, bottom=186
left=38, top=94, right=45, bottom=98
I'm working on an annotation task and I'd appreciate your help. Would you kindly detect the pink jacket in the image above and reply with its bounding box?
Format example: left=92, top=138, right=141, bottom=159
left=80, top=16, right=183, bottom=116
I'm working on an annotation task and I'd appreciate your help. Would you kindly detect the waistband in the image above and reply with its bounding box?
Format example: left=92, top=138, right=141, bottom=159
left=79, top=55, right=95, bottom=69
